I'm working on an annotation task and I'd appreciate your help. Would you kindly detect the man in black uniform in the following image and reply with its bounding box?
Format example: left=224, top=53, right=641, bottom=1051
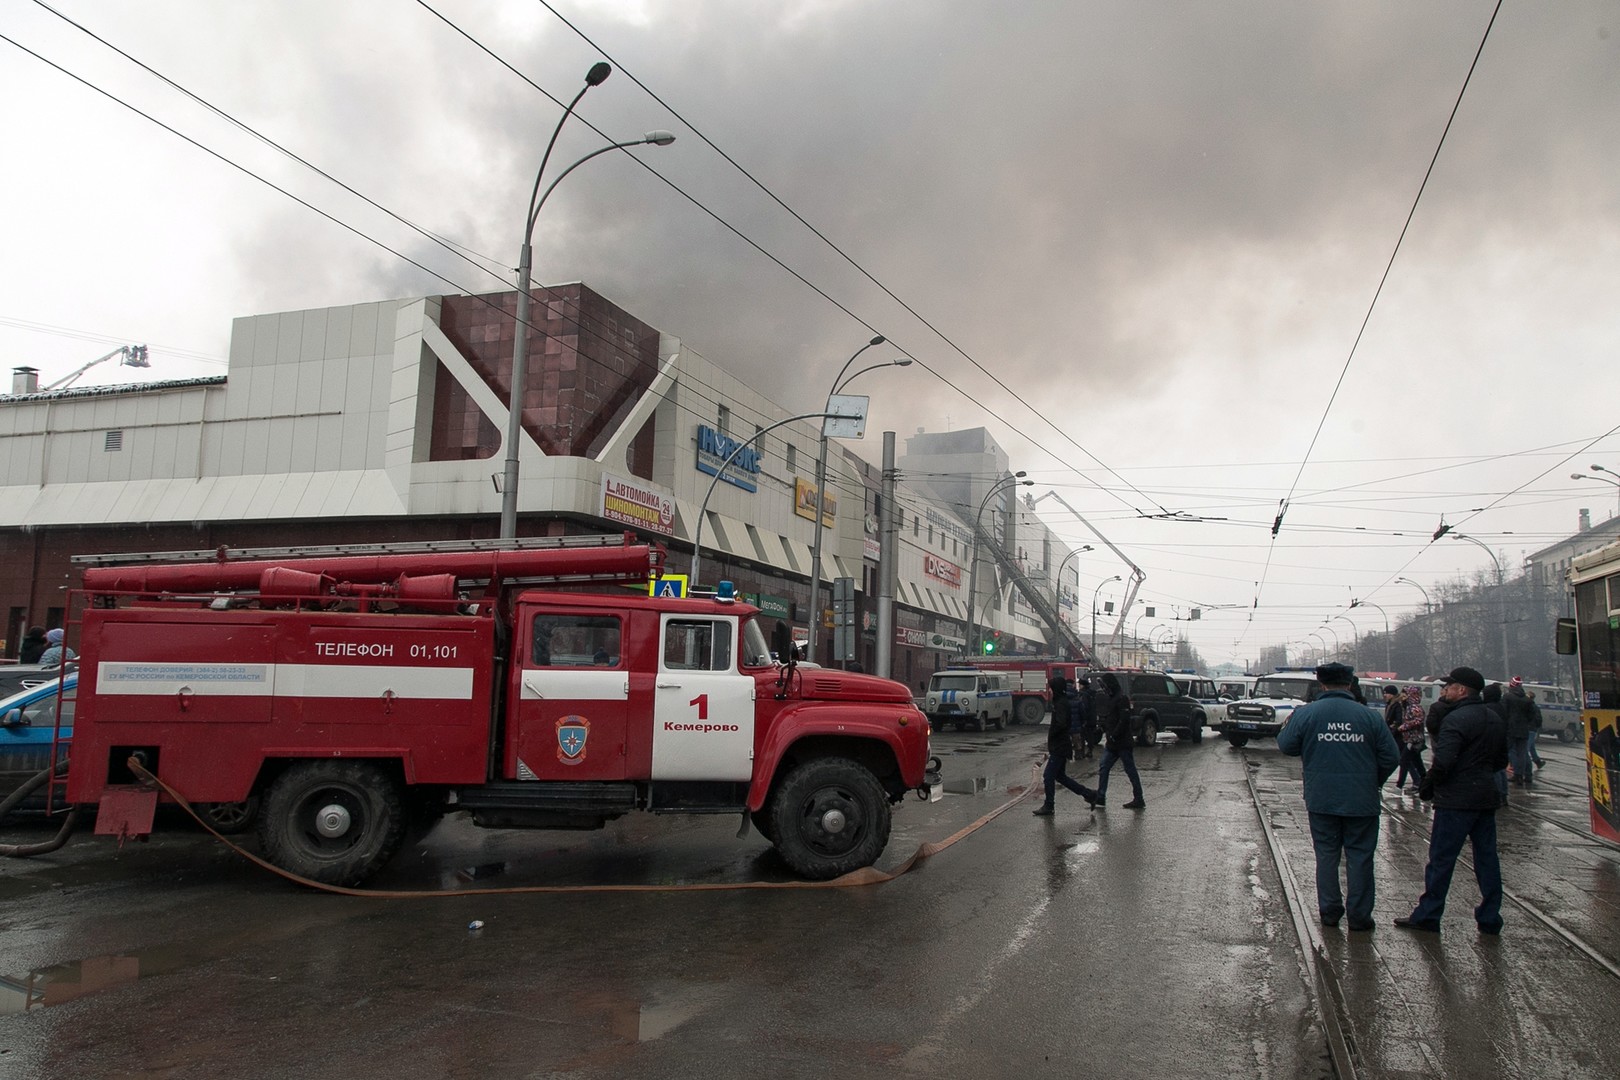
left=1395, top=666, right=1509, bottom=934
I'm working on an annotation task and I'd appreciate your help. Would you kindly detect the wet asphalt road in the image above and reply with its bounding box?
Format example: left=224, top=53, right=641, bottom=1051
left=2, top=721, right=1616, bottom=1079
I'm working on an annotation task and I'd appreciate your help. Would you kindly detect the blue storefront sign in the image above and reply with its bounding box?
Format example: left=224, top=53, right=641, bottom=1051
left=696, top=424, right=762, bottom=492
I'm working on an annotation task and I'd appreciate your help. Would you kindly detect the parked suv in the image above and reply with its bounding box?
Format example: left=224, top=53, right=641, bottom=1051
left=924, top=669, right=1014, bottom=732
left=1219, top=669, right=1383, bottom=748
left=1097, top=668, right=1205, bottom=744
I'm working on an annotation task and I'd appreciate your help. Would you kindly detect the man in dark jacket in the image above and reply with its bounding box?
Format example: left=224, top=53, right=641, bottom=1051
left=1094, top=672, right=1145, bottom=809
left=1395, top=665, right=1510, bottom=934
left=1502, top=677, right=1537, bottom=789
left=1032, top=676, right=1100, bottom=816
left=1278, top=663, right=1401, bottom=931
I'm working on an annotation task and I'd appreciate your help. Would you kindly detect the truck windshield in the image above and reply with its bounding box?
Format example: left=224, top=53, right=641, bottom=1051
left=741, top=618, right=773, bottom=668
left=1252, top=676, right=1314, bottom=701
left=932, top=676, right=976, bottom=692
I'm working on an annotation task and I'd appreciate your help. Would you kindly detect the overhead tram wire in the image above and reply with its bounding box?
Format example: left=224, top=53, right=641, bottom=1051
left=1231, top=1, right=1503, bottom=651
left=0, top=25, right=895, bottom=490
left=0, top=35, right=882, bottom=505
left=10, top=13, right=1092, bottom=538
left=417, top=0, right=1167, bottom=519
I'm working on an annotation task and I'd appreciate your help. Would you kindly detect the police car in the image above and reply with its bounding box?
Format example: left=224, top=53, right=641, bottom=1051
left=924, top=669, right=1014, bottom=732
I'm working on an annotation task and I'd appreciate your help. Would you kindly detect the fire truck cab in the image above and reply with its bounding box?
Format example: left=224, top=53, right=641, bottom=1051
left=60, top=535, right=937, bottom=885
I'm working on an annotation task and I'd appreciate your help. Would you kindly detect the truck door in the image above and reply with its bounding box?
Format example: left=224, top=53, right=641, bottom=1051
left=510, top=611, right=629, bottom=781
left=651, top=614, right=754, bottom=781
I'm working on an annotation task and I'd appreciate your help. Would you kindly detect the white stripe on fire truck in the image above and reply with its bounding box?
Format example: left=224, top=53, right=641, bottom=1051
left=95, top=661, right=474, bottom=700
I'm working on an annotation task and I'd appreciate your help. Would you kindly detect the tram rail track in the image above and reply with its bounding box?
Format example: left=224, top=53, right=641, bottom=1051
left=1243, top=744, right=1620, bottom=1080
left=1240, top=751, right=1359, bottom=1080
left=1379, top=796, right=1620, bottom=981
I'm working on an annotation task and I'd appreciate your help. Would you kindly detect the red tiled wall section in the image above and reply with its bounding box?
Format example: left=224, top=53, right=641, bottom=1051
left=436, top=285, right=662, bottom=465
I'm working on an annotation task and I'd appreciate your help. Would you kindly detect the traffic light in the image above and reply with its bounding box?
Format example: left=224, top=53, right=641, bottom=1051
left=983, top=630, right=1002, bottom=654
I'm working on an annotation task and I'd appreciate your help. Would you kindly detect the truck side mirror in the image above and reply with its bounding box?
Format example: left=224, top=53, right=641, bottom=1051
left=1555, top=617, right=1576, bottom=656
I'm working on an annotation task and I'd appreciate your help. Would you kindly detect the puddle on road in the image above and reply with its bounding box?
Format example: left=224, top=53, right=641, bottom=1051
left=0, top=950, right=177, bottom=1014
left=941, top=773, right=1017, bottom=796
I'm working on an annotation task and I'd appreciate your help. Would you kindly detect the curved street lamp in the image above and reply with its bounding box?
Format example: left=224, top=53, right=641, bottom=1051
left=1317, top=623, right=1340, bottom=659
left=1350, top=599, right=1391, bottom=673
left=1329, top=613, right=1357, bottom=664
left=1572, top=471, right=1620, bottom=518
left=1451, top=532, right=1510, bottom=676
left=499, top=61, right=675, bottom=538
left=1308, top=631, right=1329, bottom=661
left=1090, top=574, right=1122, bottom=659
left=805, top=336, right=908, bottom=660
left=966, top=473, right=1032, bottom=654
left=690, top=411, right=834, bottom=591
left=1057, top=544, right=1095, bottom=635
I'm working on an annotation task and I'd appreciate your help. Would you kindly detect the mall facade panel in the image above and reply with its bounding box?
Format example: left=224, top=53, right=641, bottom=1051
left=0, top=283, right=1082, bottom=677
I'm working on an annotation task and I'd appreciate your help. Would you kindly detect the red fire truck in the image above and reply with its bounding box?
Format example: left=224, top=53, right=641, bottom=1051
left=58, top=534, right=937, bottom=885
left=945, top=655, right=1088, bottom=725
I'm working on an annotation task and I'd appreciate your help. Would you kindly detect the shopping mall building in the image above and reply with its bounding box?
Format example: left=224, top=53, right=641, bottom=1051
left=0, top=283, right=1088, bottom=688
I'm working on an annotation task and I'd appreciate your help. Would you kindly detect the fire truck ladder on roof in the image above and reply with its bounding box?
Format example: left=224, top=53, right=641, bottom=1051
left=69, top=532, right=644, bottom=568
left=968, top=517, right=1091, bottom=663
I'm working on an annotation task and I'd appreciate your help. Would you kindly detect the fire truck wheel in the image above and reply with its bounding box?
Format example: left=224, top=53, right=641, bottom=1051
left=769, top=758, right=891, bottom=881
left=201, top=797, right=259, bottom=835
left=1016, top=698, right=1046, bottom=726
left=258, top=761, right=406, bottom=887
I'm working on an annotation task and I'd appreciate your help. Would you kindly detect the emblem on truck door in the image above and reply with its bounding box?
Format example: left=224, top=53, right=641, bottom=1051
left=556, top=715, right=591, bottom=764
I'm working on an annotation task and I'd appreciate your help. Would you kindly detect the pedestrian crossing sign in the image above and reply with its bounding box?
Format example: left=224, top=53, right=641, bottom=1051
left=650, top=575, right=688, bottom=598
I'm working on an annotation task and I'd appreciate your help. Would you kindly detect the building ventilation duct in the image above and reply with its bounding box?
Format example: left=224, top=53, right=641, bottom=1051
left=11, top=367, right=39, bottom=395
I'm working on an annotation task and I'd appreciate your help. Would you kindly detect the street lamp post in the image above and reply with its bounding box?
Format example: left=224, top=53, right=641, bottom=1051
left=499, top=62, right=675, bottom=538
left=1572, top=470, right=1620, bottom=518
left=1308, top=631, right=1329, bottom=662
left=1395, top=575, right=1435, bottom=674
left=805, top=337, right=908, bottom=662
left=1091, top=575, right=1122, bottom=659
left=966, top=473, right=1032, bottom=655
left=689, top=412, right=835, bottom=592
left=1452, top=532, right=1511, bottom=677
left=1056, top=544, right=1094, bottom=643
left=1329, top=613, right=1357, bottom=666
left=1318, top=623, right=1340, bottom=660
left=1350, top=599, right=1391, bottom=673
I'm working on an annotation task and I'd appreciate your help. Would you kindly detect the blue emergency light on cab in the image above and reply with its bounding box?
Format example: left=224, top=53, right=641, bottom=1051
left=715, top=580, right=737, bottom=603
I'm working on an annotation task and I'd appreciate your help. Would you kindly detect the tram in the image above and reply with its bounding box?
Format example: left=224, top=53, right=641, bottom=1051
left=1556, top=539, right=1620, bottom=845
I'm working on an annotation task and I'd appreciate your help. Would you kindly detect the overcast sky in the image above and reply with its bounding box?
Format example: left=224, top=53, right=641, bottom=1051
left=3, top=1, right=1617, bottom=667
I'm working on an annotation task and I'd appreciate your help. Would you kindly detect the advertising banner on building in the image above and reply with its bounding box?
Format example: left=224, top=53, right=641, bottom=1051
left=793, top=477, right=837, bottom=527
left=897, top=627, right=929, bottom=647
left=695, top=424, right=761, bottom=492
left=924, top=554, right=962, bottom=589
left=601, top=473, right=675, bottom=536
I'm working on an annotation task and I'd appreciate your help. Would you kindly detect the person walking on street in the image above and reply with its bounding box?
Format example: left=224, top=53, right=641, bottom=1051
left=1382, top=684, right=1402, bottom=742
left=1278, top=663, right=1400, bottom=931
left=1483, top=683, right=1510, bottom=807
left=1395, top=665, right=1509, bottom=935
left=1503, top=677, right=1537, bottom=789
left=18, top=626, right=48, bottom=665
left=1094, top=672, right=1145, bottom=809
left=1032, top=675, right=1100, bottom=816
left=1527, top=691, right=1546, bottom=771
left=1070, top=677, right=1098, bottom=760
left=1393, top=685, right=1428, bottom=793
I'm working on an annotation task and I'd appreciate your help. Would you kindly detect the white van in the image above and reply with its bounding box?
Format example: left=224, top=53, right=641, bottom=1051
left=924, top=669, right=1014, bottom=732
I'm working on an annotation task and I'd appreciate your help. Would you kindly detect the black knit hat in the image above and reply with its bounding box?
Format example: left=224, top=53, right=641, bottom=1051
left=1444, top=666, right=1486, bottom=692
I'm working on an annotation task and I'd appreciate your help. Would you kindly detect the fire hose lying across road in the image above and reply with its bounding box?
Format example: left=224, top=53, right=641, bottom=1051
left=1, top=757, right=1040, bottom=897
